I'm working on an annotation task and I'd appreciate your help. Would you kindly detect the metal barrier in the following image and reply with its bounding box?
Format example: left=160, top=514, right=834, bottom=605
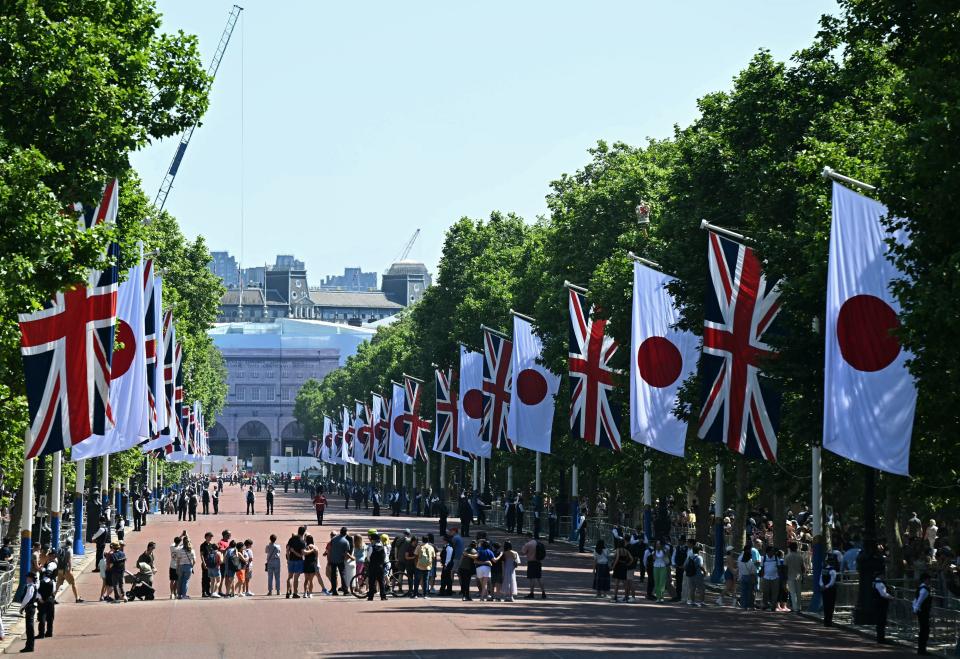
left=806, top=579, right=960, bottom=655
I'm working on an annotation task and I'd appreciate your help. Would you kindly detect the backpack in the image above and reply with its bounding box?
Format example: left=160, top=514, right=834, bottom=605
left=535, top=541, right=546, bottom=562
left=206, top=549, right=218, bottom=570
left=230, top=549, right=243, bottom=570
left=56, top=546, right=69, bottom=568
left=684, top=555, right=698, bottom=577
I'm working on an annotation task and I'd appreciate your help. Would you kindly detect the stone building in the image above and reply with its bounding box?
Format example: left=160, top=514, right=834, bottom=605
left=207, top=318, right=374, bottom=472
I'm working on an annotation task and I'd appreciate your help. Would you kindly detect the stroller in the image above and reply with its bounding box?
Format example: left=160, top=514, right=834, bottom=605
left=125, top=565, right=156, bottom=601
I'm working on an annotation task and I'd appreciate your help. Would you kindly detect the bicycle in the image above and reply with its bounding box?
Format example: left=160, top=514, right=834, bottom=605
left=351, top=565, right=405, bottom=598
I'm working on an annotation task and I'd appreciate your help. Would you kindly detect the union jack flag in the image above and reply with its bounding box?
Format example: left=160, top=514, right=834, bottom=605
left=342, top=406, right=354, bottom=454
left=568, top=288, right=622, bottom=451
left=481, top=328, right=514, bottom=452
left=697, top=231, right=782, bottom=461
left=402, top=375, right=430, bottom=461
left=373, top=394, right=391, bottom=464
left=434, top=367, right=464, bottom=457
left=143, top=261, right=159, bottom=436
left=18, top=180, right=119, bottom=458
left=161, top=311, right=176, bottom=438
left=356, top=401, right=375, bottom=464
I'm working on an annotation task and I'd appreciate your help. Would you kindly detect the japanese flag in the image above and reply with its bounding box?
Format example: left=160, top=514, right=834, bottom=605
left=823, top=182, right=916, bottom=475
left=507, top=315, right=560, bottom=454
left=457, top=345, right=486, bottom=458
left=389, top=382, right=413, bottom=465
left=630, top=261, right=699, bottom=457
left=73, top=262, right=148, bottom=460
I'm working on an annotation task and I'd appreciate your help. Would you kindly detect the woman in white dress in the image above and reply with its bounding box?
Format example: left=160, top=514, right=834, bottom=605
left=500, top=540, right=520, bottom=602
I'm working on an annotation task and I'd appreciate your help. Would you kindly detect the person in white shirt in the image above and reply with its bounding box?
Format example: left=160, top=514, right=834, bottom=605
left=760, top=546, right=781, bottom=611
left=19, top=571, right=38, bottom=652
left=737, top=544, right=758, bottom=609
left=820, top=559, right=839, bottom=626
left=169, top=535, right=183, bottom=600
left=913, top=572, right=932, bottom=655
left=873, top=573, right=895, bottom=644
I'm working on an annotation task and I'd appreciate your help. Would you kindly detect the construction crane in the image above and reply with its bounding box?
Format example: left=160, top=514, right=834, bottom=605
left=153, top=5, right=243, bottom=210
left=397, top=228, right=420, bottom=262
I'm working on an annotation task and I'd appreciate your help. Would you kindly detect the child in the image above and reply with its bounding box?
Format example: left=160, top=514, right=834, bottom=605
left=593, top=539, right=611, bottom=598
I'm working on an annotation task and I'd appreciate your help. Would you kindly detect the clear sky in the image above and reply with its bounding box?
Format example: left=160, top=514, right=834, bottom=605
left=132, top=0, right=840, bottom=280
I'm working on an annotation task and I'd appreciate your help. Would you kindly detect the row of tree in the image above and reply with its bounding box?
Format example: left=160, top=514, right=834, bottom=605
left=0, top=1, right=227, bottom=505
left=296, top=1, right=960, bottom=555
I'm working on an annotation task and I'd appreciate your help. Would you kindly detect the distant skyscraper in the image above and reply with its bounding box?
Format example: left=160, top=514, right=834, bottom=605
left=209, top=251, right=239, bottom=288
left=274, top=254, right=305, bottom=270
left=320, top=267, right=378, bottom=291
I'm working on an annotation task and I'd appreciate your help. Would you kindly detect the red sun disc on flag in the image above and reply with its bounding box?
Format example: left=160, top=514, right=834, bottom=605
left=463, top=389, right=484, bottom=419
left=637, top=336, right=682, bottom=388
left=517, top=368, right=547, bottom=405
left=393, top=416, right=405, bottom=435
left=112, top=320, right=136, bottom=378
left=837, top=294, right=901, bottom=372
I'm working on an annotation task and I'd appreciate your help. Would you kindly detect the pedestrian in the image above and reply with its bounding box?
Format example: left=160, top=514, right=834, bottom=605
left=403, top=536, right=419, bottom=596
left=913, top=572, right=932, bottom=655
left=474, top=539, right=494, bottom=601
left=760, top=545, right=781, bottom=611
left=302, top=534, right=319, bottom=597
left=821, top=557, right=839, bottom=626
left=521, top=535, right=547, bottom=599
left=500, top=540, right=519, bottom=602
left=576, top=510, right=587, bottom=553
left=19, top=570, right=38, bottom=652
left=37, top=563, right=56, bottom=638
left=188, top=489, right=198, bottom=521
left=201, top=487, right=210, bottom=515
left=133, top=496, right=145, bottom=531
left=593, top=539, right=611, bottom=598
left=439, top=535, right=455, bottom=596
left=738, top=543, right=757, bottom=609
left=874, top=570, right=895, bottom=644
left=205, top=540, right=222, bottom=598
left=671, top=536, right=688, bottom=602
left=242, top=539, right=255, bottom=596
left=177, top=536, right=195, bottom=599
left=111, top=541, right=128, bottom=602
left=415, top=535, right=436, bottom=598
left=328, top=526, right=351, bottom=596
left=266, top=485, right=274, bottom=515
left=458, top=541, right=478, bottom=601
left=490, top=541, right=503, bottom=601
left=264, top=534, right=282, bottom=596
left=785, top=541, right=805, bottom=612
left=611, top=539, right=630, bottom=602
left=717, top=546, right=737, bottom=606
left=212, top=488, right=219, bottom=514
left=53, top=541, right=83, bottom=603
left=312, top=490, right=327, bottom=526
left=437, top=498, right=447, bottom=536
left=92, top=517, right=109, bottom=571
left=653, top=540, right=670, bottom=603
left=246, top=486, right=255, bottom=514
left=224, top=540, right=239, bottom=597
left=686, top=543, right=706, bottom=607
left=644, top=542, right=656, bottom=600
left=286, top=526, right=306, bottom=598
left=168, top=535, right=182, bottom=599
left=199, top=532, right=215, bottom=598
left=366, top=530, right=388, bottom=601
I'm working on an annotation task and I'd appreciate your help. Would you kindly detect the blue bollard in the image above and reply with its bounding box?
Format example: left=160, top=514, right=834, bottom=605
left=808, top=539, right=825, bottom=612
left=19, top=531, right=32, bottom=588
left=73, top=496, right=85, bottom=555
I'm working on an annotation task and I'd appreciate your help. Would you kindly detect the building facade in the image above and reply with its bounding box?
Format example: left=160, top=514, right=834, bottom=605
left=207, top=318, right=375, bottom=472
left=381, top=260, right=431, bottom=306
left=320, top=267, right=378, bottom=291
left=209, top=251, right=239, bottom=288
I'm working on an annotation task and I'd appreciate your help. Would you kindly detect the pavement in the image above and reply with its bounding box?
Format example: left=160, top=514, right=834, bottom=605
left=1, top=484, right=916, bottom=657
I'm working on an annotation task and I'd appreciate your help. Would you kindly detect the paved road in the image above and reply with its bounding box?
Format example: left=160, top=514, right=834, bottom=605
left=5, top=483, right=913, bottom=657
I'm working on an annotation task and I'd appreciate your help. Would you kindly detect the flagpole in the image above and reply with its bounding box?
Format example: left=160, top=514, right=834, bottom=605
left=508, top=309, right=536, bottom=324
left=821, top=166, right=876, bottom=193
left=507, top=465, right=513, bottom=492
left=73, top=459, right=85, bottom=555
left=480, top=457, right=486, bottom=494
left=472, top=458, right=478, bottom=491
left=710, top=461, right=725, bottom=583
left=808, top=444, right=825, bottom=612
left=563, top=280, right=589, bottom=295
left=50, top=451, right=62, bottom=550
left=479, top=324, right=509, bottom=339
left=626, top=252, right=663, bottom=271
left=643, top=457, right=653, bottom=540
left=535, top=452, right=542, bottom=493
left=699, top=219, right=746, bottom=242
left=440, top=455, right=446, bottom=494
left=100, top=454, right=110, bottom=507
left=19, top=436, right=34, bottom=588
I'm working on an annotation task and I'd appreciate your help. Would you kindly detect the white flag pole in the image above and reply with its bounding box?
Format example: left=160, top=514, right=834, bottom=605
left=73, top=459, right=86, bottom=555
left=50, top=451, right=62, bottom=550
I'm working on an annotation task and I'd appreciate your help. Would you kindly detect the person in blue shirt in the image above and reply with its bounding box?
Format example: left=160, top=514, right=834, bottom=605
left=475, top=540, right=495, bottom=601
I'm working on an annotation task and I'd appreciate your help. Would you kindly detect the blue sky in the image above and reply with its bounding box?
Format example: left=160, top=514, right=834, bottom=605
left=132, top=1, right=839, bottom=280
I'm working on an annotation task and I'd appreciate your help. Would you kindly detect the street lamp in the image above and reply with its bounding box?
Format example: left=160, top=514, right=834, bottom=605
left=635, top=202, right=651, bottom=225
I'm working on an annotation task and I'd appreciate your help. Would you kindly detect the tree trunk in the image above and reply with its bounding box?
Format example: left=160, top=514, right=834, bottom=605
left=695, top=465, right=712, bottom=545
left=884, top=475, right=905, bottom=578
left=773, top=489, right=788, bottom=549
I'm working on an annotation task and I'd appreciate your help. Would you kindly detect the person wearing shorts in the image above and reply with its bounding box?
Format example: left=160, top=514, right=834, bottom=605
left=286, top=527, right=306, bottom=598
left=55, top=543, right=82, bottom=603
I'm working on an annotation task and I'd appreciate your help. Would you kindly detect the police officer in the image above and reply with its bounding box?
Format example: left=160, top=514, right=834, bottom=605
left=19, top=571, right=38, bottom=652
left=821, top=557, right=839, bottom=626
left=913, top=572, right=932, bottom=655
left=37, top=563, right=56, bottom=638
left=874, top=570, right=896, bottom=644
left=266, top=484, right=275, bottom=515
